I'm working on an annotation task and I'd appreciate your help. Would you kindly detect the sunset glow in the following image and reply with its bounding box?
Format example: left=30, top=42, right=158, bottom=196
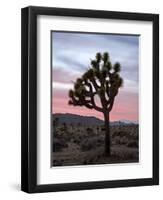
left=52, top=32, right=139, bottom=123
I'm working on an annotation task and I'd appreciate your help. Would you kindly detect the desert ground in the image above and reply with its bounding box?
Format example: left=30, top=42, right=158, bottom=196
left=52, top=115, right=139, bottom=167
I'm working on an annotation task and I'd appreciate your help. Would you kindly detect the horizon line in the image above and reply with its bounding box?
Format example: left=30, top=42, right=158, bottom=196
left=52, top=112, right=138, bottom=123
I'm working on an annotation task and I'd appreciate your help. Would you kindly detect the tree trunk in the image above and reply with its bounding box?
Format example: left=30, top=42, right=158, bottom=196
left=104, top=112, right=111, bottom=156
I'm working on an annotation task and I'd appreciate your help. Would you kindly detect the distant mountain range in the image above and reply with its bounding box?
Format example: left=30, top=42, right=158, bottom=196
left=53, top=113, right=137, bottom=126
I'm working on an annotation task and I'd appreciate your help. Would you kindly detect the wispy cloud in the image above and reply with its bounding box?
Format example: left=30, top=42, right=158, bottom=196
left=56, top=55, right=88, bottom=72
left=52, top=31, right=139, bottom=122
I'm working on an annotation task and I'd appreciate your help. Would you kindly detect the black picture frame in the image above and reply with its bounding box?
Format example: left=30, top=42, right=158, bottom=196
left=21, top=6, right=159, bottom=193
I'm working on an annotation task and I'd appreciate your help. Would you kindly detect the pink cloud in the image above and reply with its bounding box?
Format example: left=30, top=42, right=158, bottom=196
left=52, top=89, right=139, bottom=122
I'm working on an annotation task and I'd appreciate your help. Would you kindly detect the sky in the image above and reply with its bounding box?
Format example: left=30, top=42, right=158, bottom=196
left=52, top=31, right=139, bottom=123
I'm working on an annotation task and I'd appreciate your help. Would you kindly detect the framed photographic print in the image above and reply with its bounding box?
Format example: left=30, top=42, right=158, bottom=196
left=21, top=6, right=159, bottom=193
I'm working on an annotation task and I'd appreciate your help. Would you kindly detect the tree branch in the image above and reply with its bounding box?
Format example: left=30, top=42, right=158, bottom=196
left=105, top=82, right=110, bottom=99
left=85, top=82, right=103, bottom=112
left=90, top=77, right=100, bottom=91
left=107, top=98, right=114, bottom=112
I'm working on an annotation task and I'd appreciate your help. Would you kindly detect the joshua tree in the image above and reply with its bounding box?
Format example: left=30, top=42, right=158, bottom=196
left=68, top=52, right=123, bottom=156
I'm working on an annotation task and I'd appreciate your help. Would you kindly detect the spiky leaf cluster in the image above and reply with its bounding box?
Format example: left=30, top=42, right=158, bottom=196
left=68, top=52, right=123, bottom=112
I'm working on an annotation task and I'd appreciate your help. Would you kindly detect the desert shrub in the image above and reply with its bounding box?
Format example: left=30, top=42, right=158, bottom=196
left=127, top=140, right=138, bottom=148
left=114, top=136, right=121, bottom=145
left=77, top=129, right=82, bottom=134
left=96, top=126, right=100, bottom=134
left=132, top=133, right=139, bottom=140
left=81, top=139, right=94, bottom=151
left=97, top=137, right=104, bottom=145
left=82, top=152, right=101, bottom=164
left=81, top=137, right=104, bottom=151
left=111, top=148, right=138, bottom=160
left=58, top=127, right=66, bottom=132
left=59, top=123, right=67, bottom=132
left=113, top=136, right=129, bottom=145
left=86, top=127, right=95, bottom=136
left=83, top=156, right=99, bottom=164
left=53, top=117, right=59, bottom=127
left=120, top=136, right=128, bottom=145
left=112, top=131, right=129, bottom=138
left=101, top=127, right=106, bottom=132
left=53, top=159, right=63, bottom=166
left=73, top=137, right=81, bottom=145
left=53, top=138, right=68, bottom=152
left=73, top=133, right=86, bottom=144
left=54, top=125, right=74, bottom=142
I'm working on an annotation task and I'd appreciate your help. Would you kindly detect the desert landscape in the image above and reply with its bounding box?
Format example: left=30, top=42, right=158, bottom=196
left=52, top=113, right=139, bottom=167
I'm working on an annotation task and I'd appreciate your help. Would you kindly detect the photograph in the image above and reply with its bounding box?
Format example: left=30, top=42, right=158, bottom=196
left=21, top=6, right=159, bottom=193
left=51, top=31, right=139, bottom=167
